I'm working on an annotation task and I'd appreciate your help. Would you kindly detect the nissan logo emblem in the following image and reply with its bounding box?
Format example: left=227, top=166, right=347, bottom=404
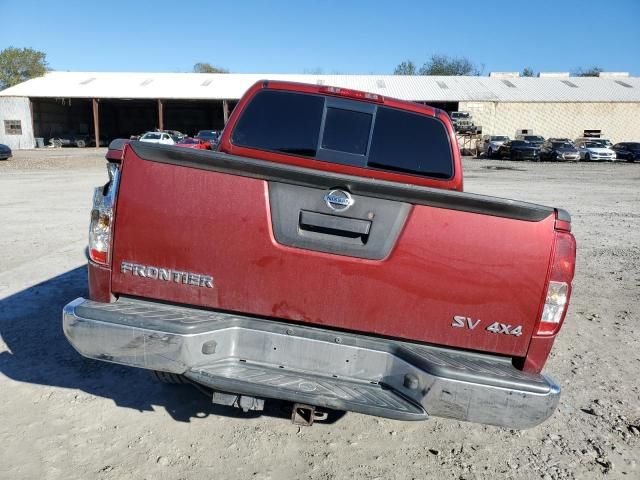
left=324, top=189, right=354, bottom=212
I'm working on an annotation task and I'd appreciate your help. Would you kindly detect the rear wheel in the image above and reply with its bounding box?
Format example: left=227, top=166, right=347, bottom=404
left=149, top=370, right=187, bottom=384
left=76, top=139, right=86, bottom=148
left=585, top=153, right=591, bottom=161
left=487, top=148, right=493, bottom=159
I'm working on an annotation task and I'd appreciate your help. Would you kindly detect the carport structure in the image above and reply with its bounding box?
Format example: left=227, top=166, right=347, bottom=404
left=30, top=97, right=230, bottom=144
left=88, top=98, right=230, bottom=141
left=1, top=72, right=245, bottom=147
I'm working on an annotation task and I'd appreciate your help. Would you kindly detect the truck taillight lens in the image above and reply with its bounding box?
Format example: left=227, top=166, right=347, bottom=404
left=89, top=208, right=111, bottom=264
left=537, top=231, right=576, bottom=336
left=89, top=163, right=120, bottom=265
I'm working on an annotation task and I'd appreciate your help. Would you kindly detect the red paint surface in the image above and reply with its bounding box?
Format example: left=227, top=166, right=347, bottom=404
left=110, top=151, right=558, bottom=358
left=521, top=336, right=557, bottom=373
left=88, top=261, right=112, bottom=302
left=554, top=219, right=571, bottom=233
left=175, top=138, right=211, bottom=150
left=106, top=148, right=123, bottom=162
left=106, top=141, right=129, bottom=162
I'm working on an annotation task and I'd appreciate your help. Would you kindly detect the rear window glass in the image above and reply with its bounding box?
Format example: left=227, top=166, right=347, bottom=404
left=232, top=90, right=453, bottom=180
left=321, top=107, right=372, bottom=155
left=368, top=107, right=453, bottom=178
left=232, top=90, right=323, bottom=157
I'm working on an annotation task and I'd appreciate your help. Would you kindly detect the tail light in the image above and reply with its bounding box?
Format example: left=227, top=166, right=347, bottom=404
left=89, top=163, right=120, bottom=265
left=319, top=86, right=384, bottom=103
left=536, top=230, right=576, bottom=336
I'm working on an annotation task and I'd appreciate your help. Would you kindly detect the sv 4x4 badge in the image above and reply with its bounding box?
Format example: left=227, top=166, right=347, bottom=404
left=452, top=315, right=523, bottom=337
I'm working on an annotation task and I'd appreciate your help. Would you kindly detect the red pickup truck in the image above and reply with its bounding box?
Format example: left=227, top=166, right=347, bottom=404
left=63, top=81, right=576, bottom=428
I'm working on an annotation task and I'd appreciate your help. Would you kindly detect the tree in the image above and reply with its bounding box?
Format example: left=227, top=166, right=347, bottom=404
left=418, top=54, right=483, bottom=76
left=521, top=67, right=535, bottom=77
left=393, top=60, right=417, bottom=75
left=193, top=62, right=229, bottom=74
left=0, top=47, right=48, bottom=90
left=573, top=66, right=603, bottom=77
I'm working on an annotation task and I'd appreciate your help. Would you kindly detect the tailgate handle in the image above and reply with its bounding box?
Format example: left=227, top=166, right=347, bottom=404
left=299, top=210, right=371, bottom=239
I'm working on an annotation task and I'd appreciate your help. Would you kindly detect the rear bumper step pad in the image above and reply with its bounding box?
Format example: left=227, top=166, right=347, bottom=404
left=63, top=297, right=560, bottom=428
left=187, top=362, right=426, bottom=421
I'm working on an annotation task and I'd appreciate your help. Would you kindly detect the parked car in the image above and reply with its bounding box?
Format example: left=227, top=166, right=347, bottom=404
left=515, top=134, right=545, bottom=146
left=162, top=130, right=187, bottom=142
left=54, top=133, right=86, bottom=148
left=139, top=132, right=176, bottom=145
left=65, top=81, right=576, bottom=430
left=478, top=135, right=509, bottom=158
left=496, top=140, right=541, bottom=161
left=612, top=142, right=640, bottom=162
left=195, top=130, right=220, bottom=147
left=574, top=137, right=613, bottom=148
left=0, top=143, right=12, bottom=160
left=539, top=141, right=580, bottom=162
left=175, top=137, right=211, bottom=150
left=450, top=111, right=481, bottom=134
left=576, top=141, right=617, bottom=161
left=53, top=133, right=108, bottom=148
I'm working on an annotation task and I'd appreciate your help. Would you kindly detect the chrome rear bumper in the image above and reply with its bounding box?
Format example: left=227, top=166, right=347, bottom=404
left=63, top=297, right=560, bottom=428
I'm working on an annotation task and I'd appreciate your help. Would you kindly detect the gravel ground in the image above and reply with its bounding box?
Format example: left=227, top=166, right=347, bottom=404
left=1, top=149, right=639, bottom=479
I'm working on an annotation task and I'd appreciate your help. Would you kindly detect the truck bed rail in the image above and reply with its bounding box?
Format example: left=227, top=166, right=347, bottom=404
left=129, top=141, right=563, bottom=222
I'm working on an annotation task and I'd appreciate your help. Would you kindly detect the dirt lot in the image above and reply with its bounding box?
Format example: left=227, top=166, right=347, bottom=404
left=1, top=149, right=639, bottom=480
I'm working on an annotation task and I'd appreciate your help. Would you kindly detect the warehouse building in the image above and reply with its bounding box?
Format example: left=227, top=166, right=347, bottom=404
left=1, top=71, right=639, bottom=149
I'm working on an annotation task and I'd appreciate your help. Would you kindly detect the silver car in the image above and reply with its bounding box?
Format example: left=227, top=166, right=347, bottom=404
left=478, top=135, right=509, bottom=158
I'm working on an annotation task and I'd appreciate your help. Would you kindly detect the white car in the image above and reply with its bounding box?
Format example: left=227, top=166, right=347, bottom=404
left=478, top=135, right=509, bottom=158
left=576, top=141, right=617, bottom=161
left=574, top=137, right=613, bottom=148
left=139, top=132, right=176, bottom=145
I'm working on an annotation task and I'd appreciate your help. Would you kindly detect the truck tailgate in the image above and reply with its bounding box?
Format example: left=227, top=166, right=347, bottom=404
left=111, top=143, right=556, bottom=357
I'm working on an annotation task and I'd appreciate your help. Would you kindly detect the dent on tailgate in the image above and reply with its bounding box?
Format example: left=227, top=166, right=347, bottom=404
left=111, top=148, right=555, bottom=358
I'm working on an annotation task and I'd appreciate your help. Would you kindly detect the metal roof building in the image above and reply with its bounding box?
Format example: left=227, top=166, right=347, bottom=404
left=2, top=71, right=640, bottom=102
left=1, top=71, right=639, bottom=149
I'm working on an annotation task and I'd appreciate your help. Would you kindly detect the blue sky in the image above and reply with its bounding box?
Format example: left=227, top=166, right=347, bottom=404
left=1, top=0, right=638, bottom=75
